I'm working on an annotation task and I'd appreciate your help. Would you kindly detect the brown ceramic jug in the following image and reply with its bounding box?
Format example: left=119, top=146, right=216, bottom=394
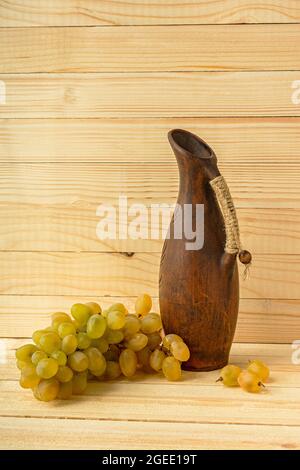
left=159, top=129, right=251, bottom=371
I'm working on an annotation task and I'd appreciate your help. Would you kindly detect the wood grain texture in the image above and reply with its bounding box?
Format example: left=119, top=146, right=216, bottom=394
left=2, top=1, right=300, bottom=27
left=1, top=25, right=300, bottom=73
left=1, top=117, right=300, bottom=162
left=1, top=205, right=299, bottom=254
left=1, top=417, right=299, bottom=450
left=0, top=252, right=299, bottom=299
left=0, top=73, right=299, bottom=118
left=1, top=374, right=300, bottom=426
left=1, top=297, right=299, bottom=344
left=1, top=161, right=299, bottom=216
left=0, top=1, right=299, bottom=450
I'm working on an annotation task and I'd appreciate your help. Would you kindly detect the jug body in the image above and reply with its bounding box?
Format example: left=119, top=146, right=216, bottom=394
left=159, top=129, right=239, bottom=371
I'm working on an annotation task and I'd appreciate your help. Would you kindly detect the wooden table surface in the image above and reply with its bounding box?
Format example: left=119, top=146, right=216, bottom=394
left=0, top=341, right=299, bottom=450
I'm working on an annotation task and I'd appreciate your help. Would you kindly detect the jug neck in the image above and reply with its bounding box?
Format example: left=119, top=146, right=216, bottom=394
left=168, top=129, right=220, bottom=203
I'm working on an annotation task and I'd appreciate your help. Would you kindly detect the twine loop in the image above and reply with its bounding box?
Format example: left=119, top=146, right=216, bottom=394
left=209, top=175, right=252, bottom=278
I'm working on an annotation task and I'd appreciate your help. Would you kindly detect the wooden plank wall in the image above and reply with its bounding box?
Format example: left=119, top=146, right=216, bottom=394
left=0, top=1, right=300, bottom=344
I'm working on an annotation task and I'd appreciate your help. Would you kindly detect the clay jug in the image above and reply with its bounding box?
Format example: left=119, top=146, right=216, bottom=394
left=159, top=129, right=251, bottom=371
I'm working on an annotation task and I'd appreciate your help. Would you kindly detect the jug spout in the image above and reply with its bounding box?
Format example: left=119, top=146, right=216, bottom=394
left=168, top=129, right=220, bottom=181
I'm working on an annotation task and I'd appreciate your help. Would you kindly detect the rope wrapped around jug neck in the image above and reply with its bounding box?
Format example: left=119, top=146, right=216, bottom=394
left=209, top=175, right=252, bottom=277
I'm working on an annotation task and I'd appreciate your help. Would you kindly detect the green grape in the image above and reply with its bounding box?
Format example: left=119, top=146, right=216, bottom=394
left=61, top=334, right=78, bottom=355
left=34, top=378, right=59, bottom=401
left=20, top=364, right=40, bottom=389
left=162, top=333, right=183, bottom=350
left=72, top=372, right=88, bottom=395
left=87, top=314, right=107, bottom=339
left=51, top=312, right=72, bottom=330
left=147, top=332, right=162, bottom=351
left=105, top=329, right=124, bottom=344
left=51, top=350, right=67, bottom=366
left=170, top=341, right=190, bottom=362
left=73, top=319, right=87, bottom=332
left=56, top=365, right=73, bottom=383
left=21, top=363, right=36, bottom=377
left=149, top=349, right=166, bottom=372
left=162, top=357, right=181, bottom=381
left=68, top=351, right=89, bottom=372
left=39, top=332, right=61, bottom=354
left=123, top=315, right=141, bottom=337
left=107, top=303, right=128, bottom=316
left=16, top=359, right=28, bottom=370
left=136, top=347, right=152, bottom=370
left=36, top=358, right=59, bottom=379
left=91, top=337, right=109, bottom=353
left=247, top=360, right=270, bottom=382
left=57, top=380, right=73, bottom=400
left=217, top=364, right=241, bottom=387
left=71, top=303, right=92, bottom=327
left=77, top=332, right=92, bottom=350
left=20, top=374, right=40, bottom=390
left=238, top=370, right=263, bottom=393
left=44, top=326, right=55, bottom=332
left=85, top=302, right=102, bottom=315
left=32, top=329, right=47, bottom=345
left=58, top=321, right=76, bottom=339
left=107, top=310, right=126, bottom=330
left=135, top=294, right=152, bottom=316
left=15, top=344, right=38, bottom=362
left=31, top=350, right=47, bottom=366
left=125, top=333, right=148, bottom=352
left=105, top=361, right=121, bottom=380
left=140, top=313, right=162, bottom=334
left=104, top=345, right=120, bottom=361
left=119, top=349, right=137, bottom=378
left=85, top=347, right=106, bottom=376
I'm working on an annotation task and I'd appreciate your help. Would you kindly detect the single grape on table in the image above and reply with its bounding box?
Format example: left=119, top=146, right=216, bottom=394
left=217, top=365, right=241, bottom=387
left=238, top=370, right=264, bottom=393
left=247, top=359, right=270, bottom=382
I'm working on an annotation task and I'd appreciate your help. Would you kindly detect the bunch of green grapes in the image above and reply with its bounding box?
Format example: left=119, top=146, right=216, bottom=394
left=16, top=294, right=191, bottom=402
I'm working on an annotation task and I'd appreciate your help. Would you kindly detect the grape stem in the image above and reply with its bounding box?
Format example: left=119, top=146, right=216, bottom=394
left=216, top=377, right=223, bottom=383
